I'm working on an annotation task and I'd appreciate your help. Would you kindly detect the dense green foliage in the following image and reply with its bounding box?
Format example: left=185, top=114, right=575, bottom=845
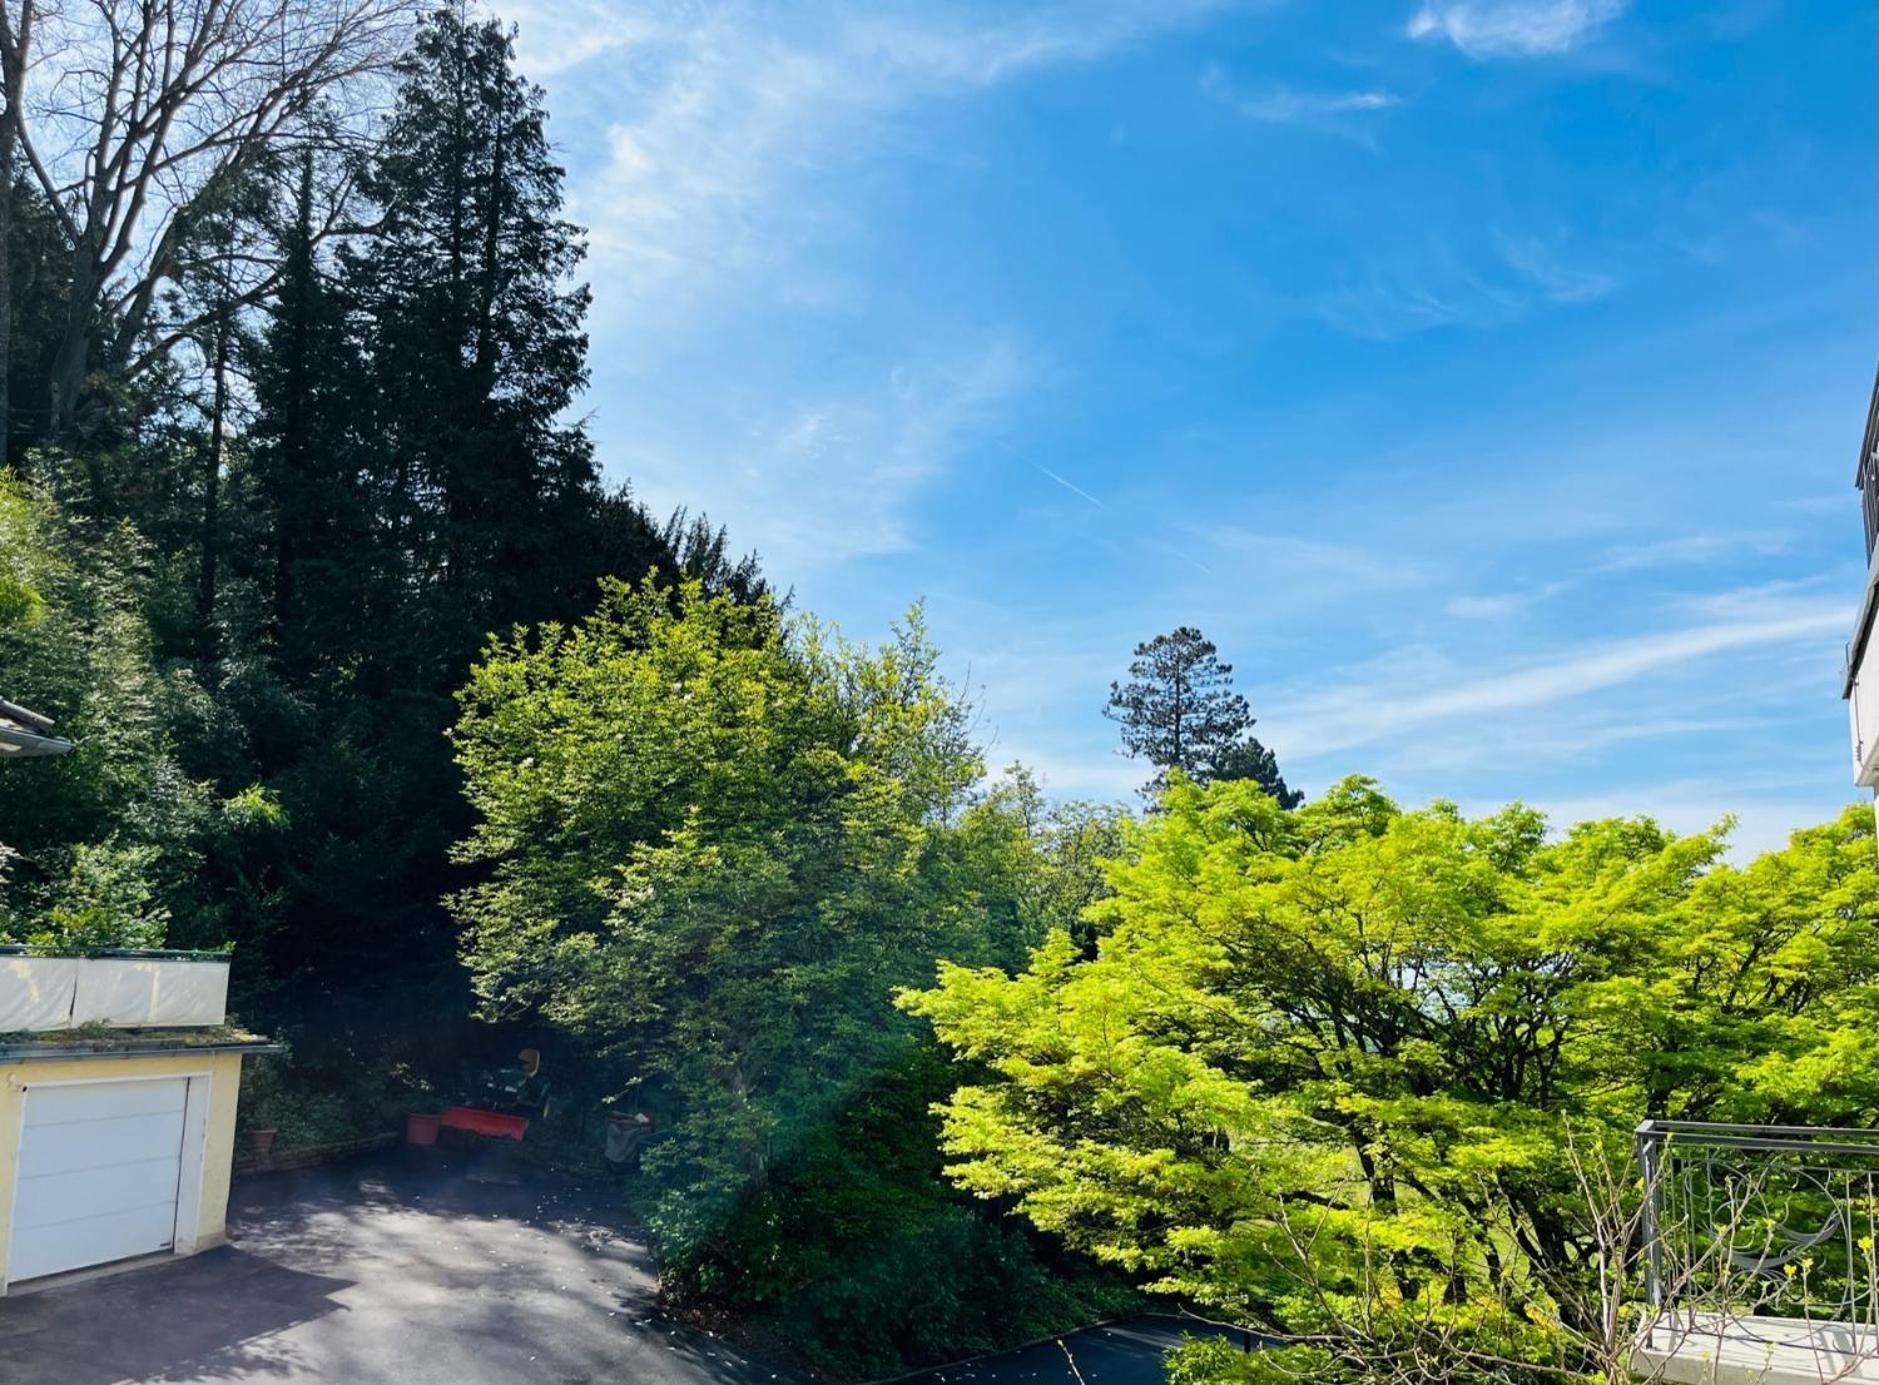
left=0, top=474, right=243, bottom=950
left=0, top=10, right=729, bottom=1067
left=1106, top=626, right=1299, bottom=805
left=451, top=578, right=1135, bottom=1370
left=906, top=778, right=1879, bottom=1382
left=0, top=476, right=44, bottom=628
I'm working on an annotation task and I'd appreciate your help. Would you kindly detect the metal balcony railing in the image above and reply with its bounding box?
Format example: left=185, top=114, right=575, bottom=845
left=1859, top=369, right=1879, bottom=563
left=1862, top=463, right=1879, bottom=566
left=1635, top=1120, right=1879, bottom=1380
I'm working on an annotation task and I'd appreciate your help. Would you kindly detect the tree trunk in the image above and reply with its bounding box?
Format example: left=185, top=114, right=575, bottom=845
left=49, top=250, right=95, bottom=448
left=198, top=315, right=230, bottom=652
left=271, top=151, right=318, bottom=654
left=0, top=158, right=13, bottom=469
left=0, top=0, right=34, bottom=465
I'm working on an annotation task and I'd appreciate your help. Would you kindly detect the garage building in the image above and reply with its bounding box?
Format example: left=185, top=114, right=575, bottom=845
left=0, top=950, right=274, bottom=1293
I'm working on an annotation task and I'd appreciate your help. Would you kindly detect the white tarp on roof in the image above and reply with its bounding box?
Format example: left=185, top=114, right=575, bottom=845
left=1, top=956, right=228, bottom=1031
left=71, top=958, right=228, bottom=1028
left=0, top=956, right=79, bottom=1030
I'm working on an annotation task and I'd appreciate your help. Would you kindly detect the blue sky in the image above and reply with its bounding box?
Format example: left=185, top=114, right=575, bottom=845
left=496, top=0, right=1874, bottom=855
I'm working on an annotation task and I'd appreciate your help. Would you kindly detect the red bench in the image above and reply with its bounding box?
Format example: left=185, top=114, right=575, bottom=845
left=439, top=1105, right=529, bottom=1141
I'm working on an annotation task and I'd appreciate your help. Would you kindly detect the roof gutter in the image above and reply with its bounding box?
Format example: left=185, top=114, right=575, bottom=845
left=0, top=944, right=232, bottom=962
left=0, top=1041, right=283, bottom=1065
left=0, top=724, right=73, bottom=758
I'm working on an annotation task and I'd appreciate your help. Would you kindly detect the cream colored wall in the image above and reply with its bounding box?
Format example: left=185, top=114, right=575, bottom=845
left=0, top=1050, right=245, bottom=1292
left=194, top=1051, right=244, bottom=1250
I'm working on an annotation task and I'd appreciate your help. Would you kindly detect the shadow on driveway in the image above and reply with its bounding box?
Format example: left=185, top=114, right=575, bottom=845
left=0, top=1245, right=351, bottom=1383
left=0, top=1150, right=803, bottom=1385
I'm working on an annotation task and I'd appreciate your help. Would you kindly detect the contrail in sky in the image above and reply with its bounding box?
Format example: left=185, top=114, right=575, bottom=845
left=1033, top=463, right=1104, bottom=507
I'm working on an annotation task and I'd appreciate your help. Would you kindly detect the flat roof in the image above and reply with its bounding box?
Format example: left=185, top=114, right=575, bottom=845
left=0, top=1035, right=281, bottom=1065
left=0, top=945, right=231, bottom=961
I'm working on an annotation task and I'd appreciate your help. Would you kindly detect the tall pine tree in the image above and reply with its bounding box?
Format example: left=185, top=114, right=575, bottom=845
left=234, top=9, right=679, bottom=1054
left=251, top=150, right=376, bottom=687
left=1105, top=626, right=1300, bottom=805
left=345, top=4, right=602, bottom=684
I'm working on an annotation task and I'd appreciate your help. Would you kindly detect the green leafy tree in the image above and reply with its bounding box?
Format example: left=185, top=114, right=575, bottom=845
left=0, top=471, right=47, bottom=629
left=452, top=579, right=987, bottom=1209
left=1105, top=626, right=1299, bottom=805
left=0, top=475, right=219, bottom=949
left=904, top=779, right=1879, bottom=1383
left=965, top=765, right=1130, bottom=958
left=451, top=577, right=1126, bottom=1367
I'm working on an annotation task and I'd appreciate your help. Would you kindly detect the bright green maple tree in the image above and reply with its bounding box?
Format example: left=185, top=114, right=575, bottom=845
left=903, top=777, right=1879, bottom=1382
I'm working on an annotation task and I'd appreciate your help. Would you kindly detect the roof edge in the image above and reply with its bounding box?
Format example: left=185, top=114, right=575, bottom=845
left=0, top=1039, right=282, bottom=1065
left=1859, top=362, right=1879, bottom=487
left=0, top=944, right=232, bottom=961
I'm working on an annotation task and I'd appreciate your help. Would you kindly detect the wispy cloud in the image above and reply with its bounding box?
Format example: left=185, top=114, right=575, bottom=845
left=1204, top=527, right=1428, bottom=591
left=1406, top=0, right=1628, bottom=59
left=991, top=743, right=1146, bottom=799
left=1444, top=533, right=1805, bottom=622
left=499, top=0, right=658, bottom=76
left=1444, top=581, right=1571, bottom=619
left=1382, top=713, right=1770, bottom=779
left=1315, top=229, right=1618, bottom=340
left=621, top=335, right=1038, bottom=575
left=848, top=1, right=1232, bottom=86
left=1672, top=577, right=1837, bottom=621
left=1268, top=600, right=1844, bottom=759
left=1202, top=64, right=1401, bottom=147
left=499, top=1, right=1230, bottom=322
left=1784, top=492, right=1849, bottom=516
left=1506, top=777, right=1854, bottom=860
left=1592, top=530, right=1790, bottom=574
left=1314, top=240, right=1529, bottom=339
left=1497, top=234, right=1617, bottom=304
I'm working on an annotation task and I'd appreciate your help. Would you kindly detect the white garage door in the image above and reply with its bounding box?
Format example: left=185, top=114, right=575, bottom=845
left=8, top=1078, right=188, bottom=1283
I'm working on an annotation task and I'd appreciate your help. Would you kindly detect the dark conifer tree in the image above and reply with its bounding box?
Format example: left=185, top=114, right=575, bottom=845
left=251, top=151, right=374, bottom=686
left=231, top=12, right=685, bottom=1049
left=344, top=4, right=603, bottom=684
left=1105, top=626, right=1300, bottom=805
left=1209, top=734, right=1303, bottom=808
left=1, top=179, right=73, bottom=465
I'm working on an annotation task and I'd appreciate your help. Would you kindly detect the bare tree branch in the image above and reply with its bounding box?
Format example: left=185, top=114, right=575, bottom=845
left=2, top=0, right=421, bottom=438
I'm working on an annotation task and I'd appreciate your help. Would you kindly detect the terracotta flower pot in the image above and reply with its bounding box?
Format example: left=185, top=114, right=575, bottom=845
left=248, top=1127, right=278, bottom=1157
left=405, top=1112, right=443, bottom=1147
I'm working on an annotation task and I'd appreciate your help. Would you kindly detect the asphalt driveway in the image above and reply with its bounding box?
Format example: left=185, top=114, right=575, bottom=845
left=0, top=1150, right=1234, bottom=1385
left=0, top=1150, right=802, bottom=1385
